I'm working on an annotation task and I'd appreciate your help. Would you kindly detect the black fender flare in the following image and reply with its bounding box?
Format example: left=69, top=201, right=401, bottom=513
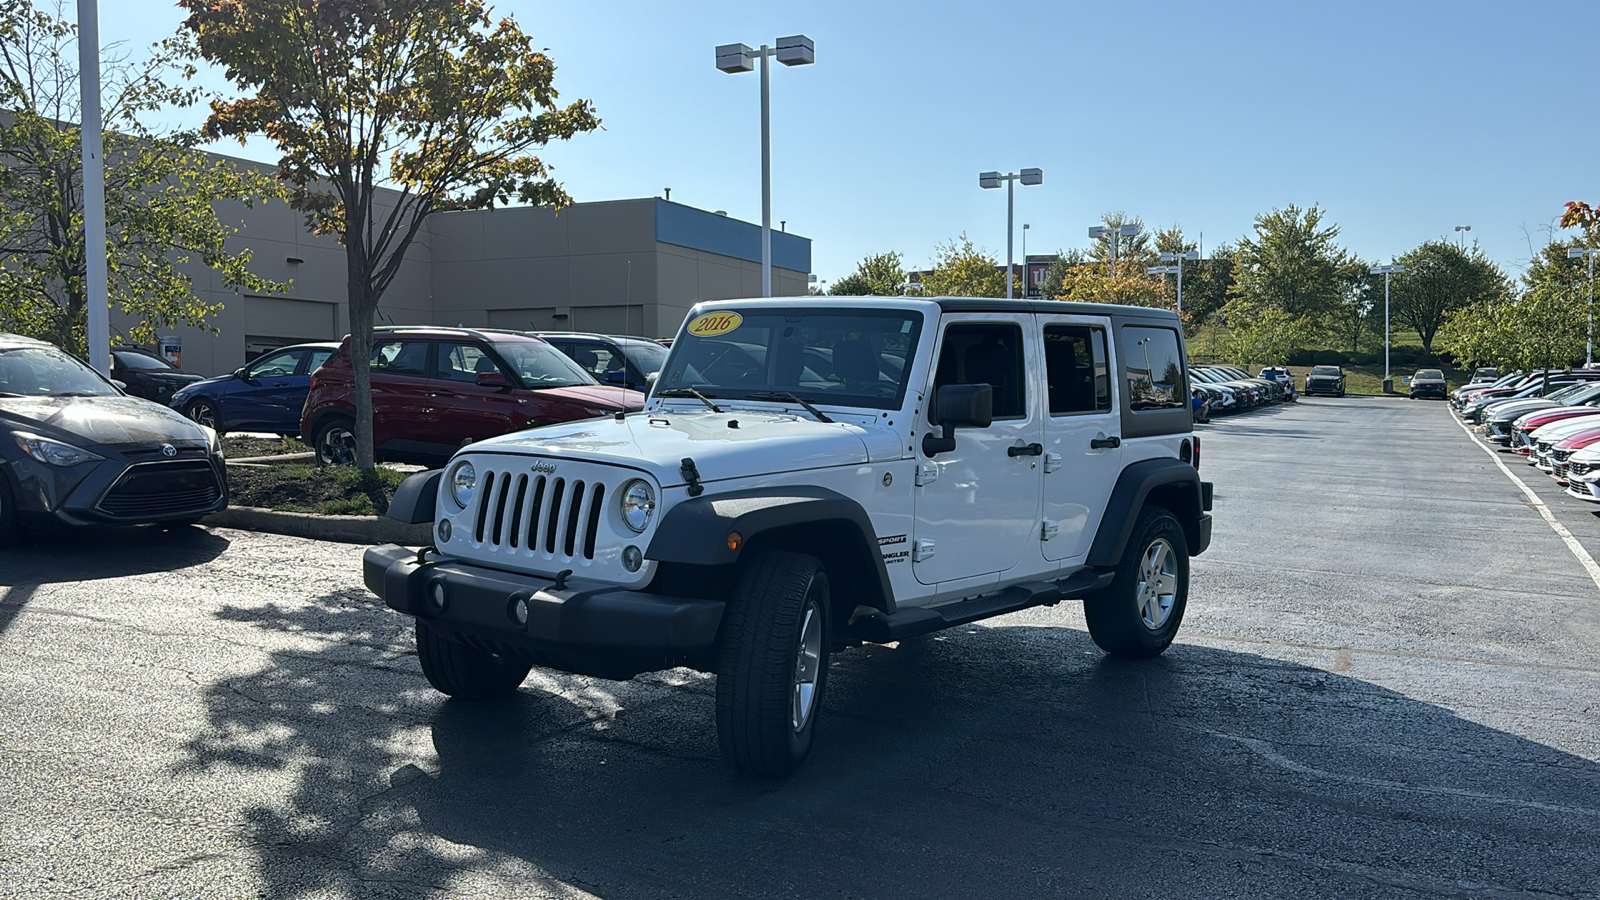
left=387, top=469, right=441, bottom=524
left=1087, top=458, right=1207, bottom=568
left=645, top=486, right=897, bottom=614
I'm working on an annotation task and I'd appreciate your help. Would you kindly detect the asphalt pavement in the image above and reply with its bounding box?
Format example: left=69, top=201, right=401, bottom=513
left=1, top=396, right=1597, bottom=899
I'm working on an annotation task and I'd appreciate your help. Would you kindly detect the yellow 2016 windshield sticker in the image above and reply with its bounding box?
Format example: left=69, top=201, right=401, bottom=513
left=686, top=311, right=742, bottom=337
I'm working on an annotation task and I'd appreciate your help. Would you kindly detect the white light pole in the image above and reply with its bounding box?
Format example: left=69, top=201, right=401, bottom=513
left=1150, top=250, right=1200, bottom=314
left=1371, top=263, right=1406, bottom=392
left=716, top=35, right=814, bottom=298
left=979, top=169, right=1042, bottom=299
left=77, top=0, right=109, bottom=375
left=1569, top=247, right=1599, bottom=366
left=1021, top=223, right=1030, bottom=297
left=1090, top=223, right=1140, bottom=278
left=1455, top=225, right=1471, bottom=249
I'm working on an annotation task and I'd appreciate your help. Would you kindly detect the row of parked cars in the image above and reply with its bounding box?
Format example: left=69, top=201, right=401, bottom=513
left=1188, top=365, right=1296, bottom=419
left=1453, top=368, right=1600, bottom=504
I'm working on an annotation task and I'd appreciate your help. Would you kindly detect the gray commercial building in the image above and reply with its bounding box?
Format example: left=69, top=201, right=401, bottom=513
left=114, top=157, right=810, bottom=374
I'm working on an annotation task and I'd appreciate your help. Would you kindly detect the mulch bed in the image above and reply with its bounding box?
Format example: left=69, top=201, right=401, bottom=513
left=222, top=436, right=309, bottom=458
left=227, top=463, right=405, bottom=516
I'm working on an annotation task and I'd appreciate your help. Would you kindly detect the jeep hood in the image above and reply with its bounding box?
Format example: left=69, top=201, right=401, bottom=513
left=463, top=409, right=883, bottom=486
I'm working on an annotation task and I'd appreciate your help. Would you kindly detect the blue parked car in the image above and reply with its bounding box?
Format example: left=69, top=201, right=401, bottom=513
left=169, top=342, right=339, bottom=436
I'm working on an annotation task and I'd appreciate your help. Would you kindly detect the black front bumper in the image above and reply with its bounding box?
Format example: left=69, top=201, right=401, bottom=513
left=362, top=544, right=726, bottom=680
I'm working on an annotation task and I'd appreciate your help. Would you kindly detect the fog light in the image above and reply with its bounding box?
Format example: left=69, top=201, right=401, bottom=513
left=437, top=518, right=452, bottom=543
left=428, top=581, right=448, bottom=614
left=508, top=593, right=530, bottom=626
left=621, top=545, right=643, bottom=572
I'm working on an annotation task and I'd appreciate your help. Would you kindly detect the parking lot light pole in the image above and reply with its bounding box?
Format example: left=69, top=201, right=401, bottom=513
left=716, top=35, right=815, bottom=298
left=77, top=0, right=110, bottom=375
left=1090, top=224, right=1140, bottom=278
left=1568, top=247, right=1599, bottom=366
left=1371, top=264, right=1406, bottom=392
left=1151, top=250, right=1200, bottom=314
left=1455, top=225, right=1471, bottom=249
left=980, top=169, right=1043, bottom=299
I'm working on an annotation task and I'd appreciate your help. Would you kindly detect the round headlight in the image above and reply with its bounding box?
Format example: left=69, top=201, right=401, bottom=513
left=619, top=479, right=656, bottom=533
left=448, top=460, right=476, bottom=509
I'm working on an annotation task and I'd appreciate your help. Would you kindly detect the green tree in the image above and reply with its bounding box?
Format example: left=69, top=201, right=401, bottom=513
left=1087, top=212, right=1154, bottom=277
left=0, top=0, right=284, bottom=357
left=829, top=251, right=905, bottom=296
left=1175, top=243, right=1235, bottom=337
left=1231, top=204, right=1349, bottom=327
left=1436, top=299, right=1514, bottom=369
left=1391, top=240, right=1508, bottom=352
left=1036, top=248, right=1088, bottom=301
left=1223, top=306, right=1312, bottom=369
left=181, top=0, right=600, bottom=469
left=920, top=234, right=1006, bottom=298
left=1327, top=260, right=1379, bottom=355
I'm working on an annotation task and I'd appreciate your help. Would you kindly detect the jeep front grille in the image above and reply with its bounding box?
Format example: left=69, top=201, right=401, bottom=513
left=471, top=469, right=606, bottom=562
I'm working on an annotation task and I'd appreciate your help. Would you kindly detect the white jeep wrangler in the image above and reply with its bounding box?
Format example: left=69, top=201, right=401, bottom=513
left=364, top=297, right=1212, bottom=775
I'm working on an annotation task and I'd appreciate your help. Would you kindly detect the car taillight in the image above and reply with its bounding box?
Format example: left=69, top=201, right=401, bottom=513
left=1193, top=435, right=1201, bottom=471
left=309, top=373, right=318, bottom=390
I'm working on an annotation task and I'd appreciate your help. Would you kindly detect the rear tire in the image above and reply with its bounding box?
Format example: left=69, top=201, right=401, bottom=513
left=1084, top=507, right=1189, bottom=659
left=715, top=551, right=831, bottom=776
left=416, top=621, right=531, bottom=700
left=313, top=415, right=356, bottom=467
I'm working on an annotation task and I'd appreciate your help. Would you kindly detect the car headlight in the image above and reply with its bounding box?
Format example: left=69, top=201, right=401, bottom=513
left=12, top=431, right=103, bottom=467
left=619, top=479, right=656, bottom=533
left=447, top=460, right=476, bottom=509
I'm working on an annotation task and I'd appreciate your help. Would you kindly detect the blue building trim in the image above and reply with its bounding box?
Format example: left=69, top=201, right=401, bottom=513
left=654, top=199, right=811, bottom=273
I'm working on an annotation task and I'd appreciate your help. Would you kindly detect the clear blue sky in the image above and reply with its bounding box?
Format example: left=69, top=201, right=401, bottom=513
left=101, top=0, right=1595, bottom=286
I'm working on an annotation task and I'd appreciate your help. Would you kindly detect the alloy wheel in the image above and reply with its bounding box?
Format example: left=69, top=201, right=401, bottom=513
left=1136, top=537, right=1178, bottom=630
left=791, top=596, right=823, bottom=732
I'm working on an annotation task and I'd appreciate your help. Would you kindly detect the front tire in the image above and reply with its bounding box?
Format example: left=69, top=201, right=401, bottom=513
left=0, top=475, right=19, bottom=549
left=313, top=415, right=356, bottom=467
left=185, top=398, right=223, bottom=434
left=416, top=621, right=531, bottom=700
left=715, top=551, right=831, bottom=776
left=1084, top=507, right=1189, bottom=659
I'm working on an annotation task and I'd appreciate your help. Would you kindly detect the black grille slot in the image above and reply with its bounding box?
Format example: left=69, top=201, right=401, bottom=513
left=584, top=484, right=605, bottom=560
left=97, top=461, right=221, bottom=520
left=474, top=471, right=497, bottom=542
left=490, top=476, right=512, bottom=545
left=545, top=478, right=566, bottom=553
left=507, top=474, right=528, bottom=548
left=564, top=481, right=586, bottom=557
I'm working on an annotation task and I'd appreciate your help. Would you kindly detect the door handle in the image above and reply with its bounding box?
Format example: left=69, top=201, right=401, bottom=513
left=1008, top=442, right=1044, bottom=457
left=1090, top=436, right=1121, bottom=449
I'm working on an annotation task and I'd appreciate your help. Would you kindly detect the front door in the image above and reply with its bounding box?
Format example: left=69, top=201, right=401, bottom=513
left=221, top=347, right=303, bottom=432
left=912, top=317, right=1044, bottom=587
left=430, top=340, right=518, bottom=449
left=1039, top=316, right=1123, bottom=563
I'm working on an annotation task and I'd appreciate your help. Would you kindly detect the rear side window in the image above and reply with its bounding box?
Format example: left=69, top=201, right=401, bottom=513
left=370, top=340, right=431, bottom=378
left=930, top=323, right=1027, bottom=420
left=1119, top=326, right=1186, bottom=411
left=1044, top=325, right=1110, bottom=415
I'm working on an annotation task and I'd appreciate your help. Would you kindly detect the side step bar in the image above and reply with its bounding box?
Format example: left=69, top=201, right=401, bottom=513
left=843, top=567, right=1115, bottom=644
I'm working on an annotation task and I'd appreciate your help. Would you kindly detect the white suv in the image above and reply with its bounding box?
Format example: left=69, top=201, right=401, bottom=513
left=364, top=297, right=1213, bottom=774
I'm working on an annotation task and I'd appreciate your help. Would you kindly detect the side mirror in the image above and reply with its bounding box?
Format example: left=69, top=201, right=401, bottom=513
left=922, top=383, right=993, bottom=457
left=476, top=371, right=510, bottom=389
left=602, top=370, right=627, bottom=386
left=111, top=379, right=127, bottom=391
left=232, top=367, right=246, bottom=380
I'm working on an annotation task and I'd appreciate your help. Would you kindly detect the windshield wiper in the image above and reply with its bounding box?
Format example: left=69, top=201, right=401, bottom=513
left=657, top=387, right=723, bottom=413
left=742, top=391, right=834, bottom=423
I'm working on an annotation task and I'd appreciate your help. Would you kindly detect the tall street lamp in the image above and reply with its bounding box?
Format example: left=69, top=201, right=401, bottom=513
left=77, top=0, right=110, bottom=375
left=1455, top=225, right=1471, bottom=249
left=716, top=35, right=815, bottom=298
left=1568, top=247, right=1599, bottom=366
left=1021, top=223, right=1030, bottom=296
left=1090, top=224, right=1140, bottom=278
left=979, top=168, right=1043, bottom=299
left=1149, top=250, right=1200, bottom=314
left=1371, top=263, right=1406, bottom=392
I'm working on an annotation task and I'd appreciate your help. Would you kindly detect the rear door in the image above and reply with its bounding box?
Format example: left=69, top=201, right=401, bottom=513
left=368, top=339, right=439, bottom=459
left=1038, top=316, right=1123, bottom=564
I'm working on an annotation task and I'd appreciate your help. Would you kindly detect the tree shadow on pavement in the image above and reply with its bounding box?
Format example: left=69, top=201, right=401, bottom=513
left=179, top=597, right=1600, bottom=899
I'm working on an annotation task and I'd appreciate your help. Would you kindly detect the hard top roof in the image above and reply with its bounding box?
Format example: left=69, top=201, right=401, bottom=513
left=689, top=295, right=1182, bottom=323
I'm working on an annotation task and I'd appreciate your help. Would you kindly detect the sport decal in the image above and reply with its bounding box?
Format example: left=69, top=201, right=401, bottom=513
left=686, top=311, right=743, bottom=337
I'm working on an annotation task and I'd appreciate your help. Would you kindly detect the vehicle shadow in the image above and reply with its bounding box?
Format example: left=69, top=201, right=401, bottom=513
left=177, top=597, right=1600, bottom=898
left=0, top=524, right=229, bottom=636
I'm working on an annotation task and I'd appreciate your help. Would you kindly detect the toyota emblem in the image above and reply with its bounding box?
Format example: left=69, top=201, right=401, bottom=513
left=161, top=444, right=177, bottom=458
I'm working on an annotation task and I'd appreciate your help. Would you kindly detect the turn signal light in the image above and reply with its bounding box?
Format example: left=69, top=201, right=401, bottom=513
left=726, top=531, right=743, bottom=551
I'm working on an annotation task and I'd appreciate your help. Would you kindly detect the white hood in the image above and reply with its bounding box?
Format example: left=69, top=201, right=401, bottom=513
left=461, top=408, right=897, bottom=487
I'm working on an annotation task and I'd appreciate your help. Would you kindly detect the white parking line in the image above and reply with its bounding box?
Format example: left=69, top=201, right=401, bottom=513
left=1453, top=414, right=1600, bottom=593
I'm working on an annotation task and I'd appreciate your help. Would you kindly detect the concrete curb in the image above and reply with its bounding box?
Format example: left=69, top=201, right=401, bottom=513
left=202, top=506, right=428, bottom=545
left=227, top=451, right=316, bottom=464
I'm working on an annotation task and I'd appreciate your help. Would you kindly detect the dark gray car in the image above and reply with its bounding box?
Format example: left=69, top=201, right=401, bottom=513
left=0, top=333, right=227, bottom=545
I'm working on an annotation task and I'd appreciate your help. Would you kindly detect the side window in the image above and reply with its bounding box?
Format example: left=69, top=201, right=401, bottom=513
left=434, top=341, right=502, bottom=382
left=1119, top=326, right=1186, bottom=410
left=247, top=350, right=301, bottom=379
left=564, top=342, right=618, bottom=378
left=929, top=322, right=1027, bottom=421
left=301, top=349, right=334, bottom=374
left=1044, top=325, right=1111, bottom=415
left=369, top=340, right=431, bottom=378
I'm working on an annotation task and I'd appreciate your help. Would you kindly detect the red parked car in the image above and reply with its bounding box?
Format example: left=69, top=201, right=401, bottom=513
left=300, top=327, right=645, bottom=466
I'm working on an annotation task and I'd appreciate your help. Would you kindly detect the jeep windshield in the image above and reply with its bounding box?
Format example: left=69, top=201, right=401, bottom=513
left=656, top=307, right=924, bottom=411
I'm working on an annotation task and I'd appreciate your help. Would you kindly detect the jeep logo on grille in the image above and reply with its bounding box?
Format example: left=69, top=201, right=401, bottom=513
left=530, top=461, right=556, bottom=475
left=161, top=444, right=177, bottom=457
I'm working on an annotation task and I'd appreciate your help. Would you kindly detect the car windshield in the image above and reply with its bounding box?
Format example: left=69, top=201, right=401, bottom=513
left=1311, top=366, right=1342, bottom=376
left=113, top=350, right=172, bottom=371
left=0, top=346, right=119, bottom=397
left=492, top=340, right=598, bottom=388
left=1416, top=369, right=1443, bottom=379
left=657, top=307, right=924, bottom=411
